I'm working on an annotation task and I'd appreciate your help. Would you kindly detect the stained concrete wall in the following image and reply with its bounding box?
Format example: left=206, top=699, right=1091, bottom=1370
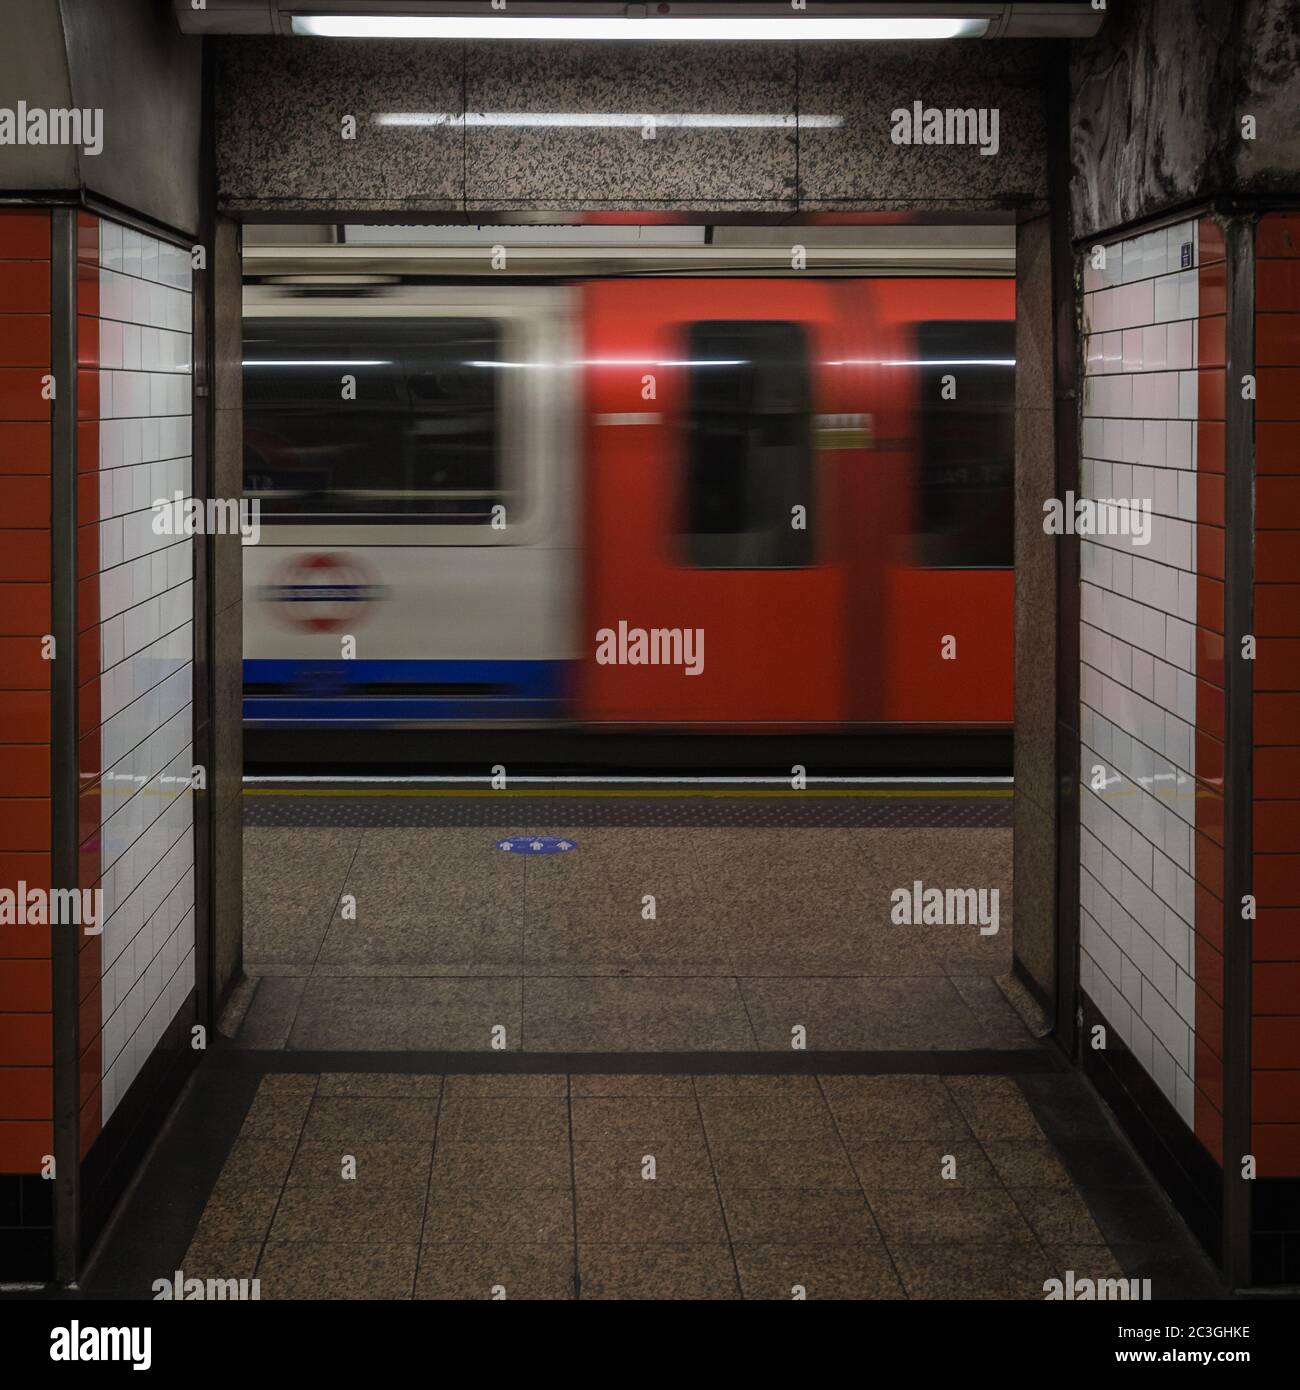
left=1070, top=0, right=1300, bottom=241
left=0, top=0, right=202, bottom=238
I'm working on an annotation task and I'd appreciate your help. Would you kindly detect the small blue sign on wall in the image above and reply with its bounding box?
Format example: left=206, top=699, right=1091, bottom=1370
left=496, top=836, right=577, bottom=854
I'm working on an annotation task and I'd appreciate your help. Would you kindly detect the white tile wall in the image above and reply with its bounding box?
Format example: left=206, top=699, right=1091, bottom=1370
left=95, top=220, right=195, bottom=1124
left=1079, top=219, right=1200, bottom=1127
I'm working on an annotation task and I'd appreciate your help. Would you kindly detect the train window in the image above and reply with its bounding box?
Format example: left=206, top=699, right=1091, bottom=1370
left=242, top=317, right=502, bottom=523
left=679, top=320, right=813, bottom=568
left=914, top=319, right=1015, bottom=567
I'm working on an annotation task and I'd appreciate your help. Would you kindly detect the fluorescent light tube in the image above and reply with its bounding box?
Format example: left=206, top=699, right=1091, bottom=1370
left=292, top=15, right=989, bottom=41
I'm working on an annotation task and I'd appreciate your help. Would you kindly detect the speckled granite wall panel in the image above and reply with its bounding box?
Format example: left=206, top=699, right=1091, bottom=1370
left=215, top=35, right=1066, bottom=217
left=215, top=37, right=463, bottom=215
left=797, top=41, right=1049, bottom=215
left=463, top=41, right=797, bottom=212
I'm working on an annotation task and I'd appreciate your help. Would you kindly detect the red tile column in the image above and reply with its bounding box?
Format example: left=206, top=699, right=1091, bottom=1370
left=0, top=210, right=54, bottom=1186
left=1252, top=213, right=1300, bottom=1179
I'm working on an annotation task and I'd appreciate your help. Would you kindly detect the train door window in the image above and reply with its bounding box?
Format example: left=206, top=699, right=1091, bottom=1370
left=243, top=316, right=503, bottom=523
left=914, top=319, right=1015, bottom=567
left=679, top=320, right=813, bottom=568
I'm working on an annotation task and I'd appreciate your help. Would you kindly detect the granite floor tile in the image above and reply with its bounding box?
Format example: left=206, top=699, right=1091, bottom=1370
left=441, top=1074, right=567, bottom=1098
left=243, top=826, right=361, bottom=969
left=300, top=1096, right=441, bottom=1145
left=697, top=1096, right=839, bottom=1144
left=708, top=1140, right=861, bottom=1192
left=414, top=1243, right=576, bottom=1300
left=285, top=1141, right=434, bottom=1189
left=577, top=1244, right=740, bottom=1300
left=733, top=1243, right=906, bottom=1300
left=267, top=1180, right=427, bottom=1244
left=288, top=976, right=523, bottom=1051
left=430, top=1141, right=572, bottom=1193
left=889, top=1243, right=1055, bottom=1300
left=1046, top=1245, right=1128, bottom=1278
left=178, top=1238, right=263, bottom=1284
left=721, top=1189, right=882, bottom=1246
left=740, top=977, right=992, bottom=1051
left=572, top=1139, right=715, bottom=1190
left=820, top=1075, right=974, bottom=1142
left=693, top=1074, right=821, bottom=1099
left=943, top=1075, right=1047, bottom=1141
left=846, top=1140, right=998, bottom=1193
left=436, top=1097, right=569, bottom=1144
left=868, top=1187, right=1034, bottom=1245
left=569, top=1097, right=704, bottom=1144
left=189, top=1187, right=282, bottom=1245
left=205, top=1137, right=296, bottom=1198
left=570, top=1074, right=695, bottom=1098
left=576, top=1185, right=729, bottom=1244
left=315, top=1073, right=443, bottom=1099
left=982, top=1141, right=1074, bottom=1189
left=239, top=1085, right=314, bottom=1141
left=523, top=976, right=757, bottom=1050
left=254, top=1241, right=418, bottom=1300
left=423, top=1188, right=573, bottom=1244
left=1011, top=1187, right=1107, bottom=1245
left=234, top=975, right=307, bottom=1050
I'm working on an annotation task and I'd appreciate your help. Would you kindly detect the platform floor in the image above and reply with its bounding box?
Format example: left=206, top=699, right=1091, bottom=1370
left=235, top=791, right=1031, bottom=1053
left=78, top=1063, right=1223, bottom=1301
left=66, top=788, right=1223, bottom=1301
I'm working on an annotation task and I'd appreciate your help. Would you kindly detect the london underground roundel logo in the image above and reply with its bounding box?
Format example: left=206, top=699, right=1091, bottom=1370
left=263, top=552, right=387, bottom=633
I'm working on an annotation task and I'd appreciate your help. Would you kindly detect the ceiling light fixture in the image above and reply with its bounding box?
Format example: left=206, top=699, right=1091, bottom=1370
left=291, top=15, right=989, bottom=41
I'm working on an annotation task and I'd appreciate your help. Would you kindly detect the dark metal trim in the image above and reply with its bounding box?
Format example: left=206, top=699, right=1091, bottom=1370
left=48, top=208, right=81, bottom=1284
left=1222, top=215, right=1256, bottom=1290
left=0, top=192, right=195, bottom=251
left=209, top=1047, right=1065, bottom=1076
left=1047, top=40, right=1080, bottom=1058
left=1071, top=195, right=1300, bottom=254
left=189, top=27, right=218, bottom=1035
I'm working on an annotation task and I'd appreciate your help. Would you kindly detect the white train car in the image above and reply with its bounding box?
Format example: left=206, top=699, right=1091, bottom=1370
left=242, top=273, right=580, bottom=726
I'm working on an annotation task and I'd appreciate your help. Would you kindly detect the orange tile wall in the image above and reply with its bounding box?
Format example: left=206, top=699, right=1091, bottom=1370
left=0, top=210, right=53, bottom=1174
left=1253, top=213, right=1300, bottom=1178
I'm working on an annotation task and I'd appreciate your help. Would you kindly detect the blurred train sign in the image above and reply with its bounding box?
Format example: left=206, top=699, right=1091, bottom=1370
left=261, top=552, right=387, bottom=633
left=496, top=837, right=577, bottom=855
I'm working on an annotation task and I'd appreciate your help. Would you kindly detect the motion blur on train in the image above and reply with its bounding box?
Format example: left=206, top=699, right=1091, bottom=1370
left=241, top=228, right=1015, bottom=731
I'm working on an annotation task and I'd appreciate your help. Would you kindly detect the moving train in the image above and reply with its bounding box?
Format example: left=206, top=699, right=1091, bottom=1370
left=242, top=250, right=1014, bottom=730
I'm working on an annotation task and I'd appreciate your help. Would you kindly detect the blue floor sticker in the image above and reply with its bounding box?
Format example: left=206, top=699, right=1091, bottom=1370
left=496, top=836, right=577, bottom=854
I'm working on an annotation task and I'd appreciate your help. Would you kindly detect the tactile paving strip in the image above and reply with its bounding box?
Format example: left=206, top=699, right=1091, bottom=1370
left=242, top=792, right=1014, bottom=829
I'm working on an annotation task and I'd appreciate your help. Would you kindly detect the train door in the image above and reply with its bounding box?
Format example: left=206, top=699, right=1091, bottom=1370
left=850, top=279, right=1016, bottom=725
left=579, top=278, right=856, bottom=727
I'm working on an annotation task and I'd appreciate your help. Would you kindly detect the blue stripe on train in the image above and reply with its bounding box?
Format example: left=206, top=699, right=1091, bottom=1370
left=243, top=658, right=572, bottom=724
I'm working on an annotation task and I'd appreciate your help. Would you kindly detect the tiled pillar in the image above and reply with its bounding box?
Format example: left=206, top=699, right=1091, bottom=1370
left=1077, top=218, right=1219, bottom=1251
left=0, top=208, right=199, bottom=1282
left=0, top=209, right=55, bottom=1276
left=76, top=215, right=198, bottom=1247
left=1192, top=219, right=1227, bottom=1167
